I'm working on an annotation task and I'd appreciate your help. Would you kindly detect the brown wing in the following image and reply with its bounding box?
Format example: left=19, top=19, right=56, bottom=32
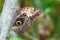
left=12, top=7, right=43, bottom=34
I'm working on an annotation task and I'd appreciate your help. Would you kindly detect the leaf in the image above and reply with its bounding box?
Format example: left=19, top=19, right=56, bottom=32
left=9, top=36, right=24, bottom=40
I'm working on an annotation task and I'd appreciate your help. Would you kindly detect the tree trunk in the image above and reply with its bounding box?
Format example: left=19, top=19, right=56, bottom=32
left=0, top=0, right=20, bottom=40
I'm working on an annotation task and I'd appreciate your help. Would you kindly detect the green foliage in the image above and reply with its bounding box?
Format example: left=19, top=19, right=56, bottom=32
left=0, top=0, right=4, bottom=14
left=44, top=7, right=52, bottom=15
left=0, top=0, right=60, bottom=40
left=9, top=36, right=24, bottom=40
left=32, top=0, right=42, bottom=9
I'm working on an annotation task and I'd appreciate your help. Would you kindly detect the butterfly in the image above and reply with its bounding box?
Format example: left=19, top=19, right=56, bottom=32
left=12, top=7, right=43, bottom=35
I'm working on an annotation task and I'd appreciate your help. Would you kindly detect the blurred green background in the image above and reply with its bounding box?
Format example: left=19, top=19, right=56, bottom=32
left=0, top=0, right=60, bottom=40
left=0, top=0, right=4, bottom=14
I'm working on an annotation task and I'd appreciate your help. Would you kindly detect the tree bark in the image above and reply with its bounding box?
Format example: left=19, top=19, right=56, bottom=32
left=0, top=0, right=20, bottom=40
